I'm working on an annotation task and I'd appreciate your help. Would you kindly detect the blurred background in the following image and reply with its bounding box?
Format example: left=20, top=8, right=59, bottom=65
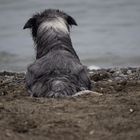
left=0, top=0, right=140, bottom=72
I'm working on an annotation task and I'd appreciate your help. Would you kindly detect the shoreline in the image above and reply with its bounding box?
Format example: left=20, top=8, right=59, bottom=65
left=0, top=67, right=140, bottom=140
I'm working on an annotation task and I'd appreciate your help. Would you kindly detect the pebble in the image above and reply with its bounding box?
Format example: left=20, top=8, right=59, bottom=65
left=89, top=130, right=94, bottom=135
left=5, top=130, right=12, bottom=137
left=127, top=70, right=132, bottom=75
left=100, top=88, right=103, bottom=91
left=108, top=79, right=113, bottom=82
left=129, top=108, right=134, bottom=113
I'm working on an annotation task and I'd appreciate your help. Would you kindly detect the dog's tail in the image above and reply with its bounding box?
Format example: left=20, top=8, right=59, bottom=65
left=46, top=80, right=80, bottom=97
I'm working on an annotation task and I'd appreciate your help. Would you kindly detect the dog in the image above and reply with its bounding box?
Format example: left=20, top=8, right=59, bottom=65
left=23, top=9, right=91, bottom=97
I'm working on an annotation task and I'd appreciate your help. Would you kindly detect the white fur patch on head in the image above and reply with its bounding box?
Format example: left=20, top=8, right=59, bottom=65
left=39, top=17, right=69, bottom=34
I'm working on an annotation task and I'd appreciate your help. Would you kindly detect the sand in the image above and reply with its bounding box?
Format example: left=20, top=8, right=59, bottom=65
left=0, top=68, right=140, bottom=140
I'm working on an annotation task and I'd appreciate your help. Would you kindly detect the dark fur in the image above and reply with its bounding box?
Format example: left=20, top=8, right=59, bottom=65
left=23, top=9, right=91, bottom=97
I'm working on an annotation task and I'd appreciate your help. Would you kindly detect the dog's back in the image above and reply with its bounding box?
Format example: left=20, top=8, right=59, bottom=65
left=26, top=49, right=90, bottom=97
left=24, top=9, right=91, bottom=97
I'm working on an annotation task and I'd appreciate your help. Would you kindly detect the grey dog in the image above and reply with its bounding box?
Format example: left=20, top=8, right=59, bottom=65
left=23, top=9, right=91, bottom=97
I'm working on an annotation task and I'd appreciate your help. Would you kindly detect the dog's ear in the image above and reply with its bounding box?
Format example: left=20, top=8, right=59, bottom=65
left=66, top=15, right=78, bottom=26
left=23, top=17, right=36, bottom=29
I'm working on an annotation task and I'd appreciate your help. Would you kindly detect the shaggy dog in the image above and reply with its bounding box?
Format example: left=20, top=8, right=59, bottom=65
left=23, top=9, right=91, bottom=97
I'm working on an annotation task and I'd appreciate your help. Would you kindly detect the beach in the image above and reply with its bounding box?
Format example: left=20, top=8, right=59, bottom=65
left=0, top=67, right=140, bottom=140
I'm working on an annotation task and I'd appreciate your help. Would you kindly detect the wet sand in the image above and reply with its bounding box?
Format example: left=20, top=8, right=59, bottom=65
left=0, top=68, right=140, bottom=140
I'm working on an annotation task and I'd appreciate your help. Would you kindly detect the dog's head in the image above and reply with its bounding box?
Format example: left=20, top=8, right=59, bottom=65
left=23, top=9, right=77, bottom=40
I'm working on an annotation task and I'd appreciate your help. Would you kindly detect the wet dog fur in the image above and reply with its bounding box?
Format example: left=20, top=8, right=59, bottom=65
left=23, top=9, right=91, bottom=97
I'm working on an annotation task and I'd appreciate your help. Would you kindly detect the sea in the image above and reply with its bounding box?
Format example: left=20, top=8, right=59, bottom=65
left=0, top=0, right=140, bottom=72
